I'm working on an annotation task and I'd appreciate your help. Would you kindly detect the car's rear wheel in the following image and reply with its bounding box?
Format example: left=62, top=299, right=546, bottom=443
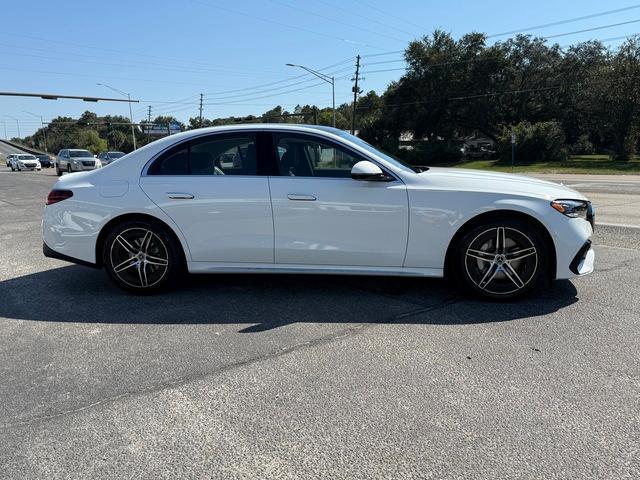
left=453, top=219, right=547, bottom=300
left=67, top=164, right=72, bottom=174
left=103, top=220, right=183, bottom=294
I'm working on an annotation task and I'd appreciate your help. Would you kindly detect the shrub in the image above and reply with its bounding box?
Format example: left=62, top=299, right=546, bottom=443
left=395, top=140, right=463, bottom=165
left=499, top=121, right=568, bottom=163
left=570, top=134, right=594, bottom=155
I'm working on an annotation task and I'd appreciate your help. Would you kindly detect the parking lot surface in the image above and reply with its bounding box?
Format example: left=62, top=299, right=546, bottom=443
left=0, top=167, right=638, bottom=479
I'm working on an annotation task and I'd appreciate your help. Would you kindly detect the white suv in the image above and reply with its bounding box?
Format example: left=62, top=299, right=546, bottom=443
left=10, top=154, right=41, bottom=171
left=56, top=149, right=99, bottom=176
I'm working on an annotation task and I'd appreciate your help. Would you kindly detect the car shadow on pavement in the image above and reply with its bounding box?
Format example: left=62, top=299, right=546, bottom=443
left=0, top=265, right=579, bottom=332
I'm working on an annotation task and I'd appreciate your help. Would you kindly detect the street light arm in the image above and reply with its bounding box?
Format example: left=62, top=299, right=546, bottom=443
left=286, top=64, right=333, bottom=84
left=96, top=83, right=128, bottom=97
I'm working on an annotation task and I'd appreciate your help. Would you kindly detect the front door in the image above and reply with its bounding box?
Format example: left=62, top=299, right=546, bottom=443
left=268, top=133, right=409, bottom=267
left=139, top=131, right=274, bottom=263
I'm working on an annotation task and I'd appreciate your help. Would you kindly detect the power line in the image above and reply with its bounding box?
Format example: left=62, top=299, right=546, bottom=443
left=488, top=4, right=640, bottom=38
left=544, top=19, right=640, bottom=39
left=314, top=0, right=419, bottom=38
left=268, top=0, right=407, bottom=43
left=189, top=0, right=383, bottom=49
left=350, top=0, right=426, bottom=32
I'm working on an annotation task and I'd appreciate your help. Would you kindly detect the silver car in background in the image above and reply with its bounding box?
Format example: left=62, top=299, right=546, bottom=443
left=55, top=149, right=100, bottom=176
left=97, top=151, right=125, bottom=166
left=10, top=154, right=41, bottom=171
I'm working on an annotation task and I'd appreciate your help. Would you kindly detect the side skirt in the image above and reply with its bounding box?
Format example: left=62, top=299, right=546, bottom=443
left=187, top=261, right=443, bottom=278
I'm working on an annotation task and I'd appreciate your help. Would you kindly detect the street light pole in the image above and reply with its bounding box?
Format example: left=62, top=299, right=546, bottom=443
left=23, top=111, right=48, bottom=153
left=4, top=115, right=21, bottom=138
left=97, top=83, right=137, bottom=150
left=286, top=63, right=335, bottom=128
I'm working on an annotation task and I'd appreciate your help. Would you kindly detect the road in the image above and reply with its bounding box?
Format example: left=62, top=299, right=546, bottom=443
left=0, top=168, right=638, bottom=479
left=531, top=174, right=640, bottom=227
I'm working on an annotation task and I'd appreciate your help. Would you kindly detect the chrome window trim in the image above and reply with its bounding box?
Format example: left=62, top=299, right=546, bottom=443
left=140, top=126, right=401, bottom=183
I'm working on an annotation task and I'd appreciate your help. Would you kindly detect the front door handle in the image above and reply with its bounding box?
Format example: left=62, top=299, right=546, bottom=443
left=287, top=194, right=317, bottom=201
left=167, top=192, right=195, bottom=199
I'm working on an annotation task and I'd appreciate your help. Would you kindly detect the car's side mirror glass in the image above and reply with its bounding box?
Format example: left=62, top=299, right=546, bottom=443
left=351, top=160, right=392, bottom=182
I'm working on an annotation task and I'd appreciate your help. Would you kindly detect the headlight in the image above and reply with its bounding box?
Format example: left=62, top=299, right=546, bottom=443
left=551, top=199, right=589, bottom=219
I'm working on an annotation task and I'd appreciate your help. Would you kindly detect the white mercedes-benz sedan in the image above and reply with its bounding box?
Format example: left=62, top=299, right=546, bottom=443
left=42, top=124, right=595, bottom=299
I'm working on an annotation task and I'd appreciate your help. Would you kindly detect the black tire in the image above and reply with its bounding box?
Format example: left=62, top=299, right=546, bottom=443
left=452, top=218, right=547, bottom=300
left=67, top=164, right=72, bottom=174
left=55, top=163, right=62, bottom=176
left=10, top=164, right=15, bottom=171
left=103, top=219, right=184, bottom=294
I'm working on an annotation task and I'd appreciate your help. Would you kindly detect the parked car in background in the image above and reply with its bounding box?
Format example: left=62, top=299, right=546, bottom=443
left=97, top=151, right=125, bottom=166
left=55, top=149, right=99, bottom=176
left=36, top=154, right=54, bottom=168
left=10, top=154, right=41, bottom=171
left=43, top=124, right=595, bottom=300
left=5, top=154, right=16, bottom=167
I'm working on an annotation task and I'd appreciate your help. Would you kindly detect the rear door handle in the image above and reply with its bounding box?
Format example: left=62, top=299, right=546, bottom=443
left=167, top=192, right=194, bottom=199
left=287, top=194, right=317, bottom=201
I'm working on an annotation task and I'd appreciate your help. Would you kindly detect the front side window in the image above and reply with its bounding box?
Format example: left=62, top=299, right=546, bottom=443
left=147, top=133, right=257, bottom=176
left=274, top=134, right=364, bottom=178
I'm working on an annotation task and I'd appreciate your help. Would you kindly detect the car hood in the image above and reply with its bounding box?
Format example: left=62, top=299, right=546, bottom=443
left=415, top=167, right=588, bottom=201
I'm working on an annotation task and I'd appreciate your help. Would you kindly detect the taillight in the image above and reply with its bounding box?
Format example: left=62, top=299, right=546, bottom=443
left=46, top=189, right=73, bottom=205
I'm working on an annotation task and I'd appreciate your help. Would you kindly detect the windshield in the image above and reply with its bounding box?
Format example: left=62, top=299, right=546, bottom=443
left=18, top=155, right=37, bottom=160
left=69, top=150, right=93, bottom=158
left=327, top=129, right=423, bottom=173
left=108, top=152, right=125, bottom=158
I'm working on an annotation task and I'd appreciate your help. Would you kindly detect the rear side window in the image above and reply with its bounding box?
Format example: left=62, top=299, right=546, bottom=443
left=148, top=144, right=189, bottom=175
left=147, top=133, right=258, bottom=176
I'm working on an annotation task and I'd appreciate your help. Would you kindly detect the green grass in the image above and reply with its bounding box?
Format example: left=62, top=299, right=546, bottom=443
left=441, top=155, right=640, bottom=175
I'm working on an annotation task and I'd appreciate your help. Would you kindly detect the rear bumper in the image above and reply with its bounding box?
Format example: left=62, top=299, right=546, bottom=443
left=43, top=241, right=99, bottom=268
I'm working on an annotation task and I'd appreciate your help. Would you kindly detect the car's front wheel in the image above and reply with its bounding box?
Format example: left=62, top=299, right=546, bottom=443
left=103, top=220, right=183, bottom=294
left=453, top=219, right=547, bottom=300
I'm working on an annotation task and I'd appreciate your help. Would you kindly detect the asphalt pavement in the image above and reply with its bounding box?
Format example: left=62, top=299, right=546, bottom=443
left=0, top=165, right=638, bottom=479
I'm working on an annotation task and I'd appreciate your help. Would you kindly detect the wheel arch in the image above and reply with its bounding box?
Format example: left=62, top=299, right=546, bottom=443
left=95, top=213, right=188, bottom=268
left=443, top=209, right=557, bottom=282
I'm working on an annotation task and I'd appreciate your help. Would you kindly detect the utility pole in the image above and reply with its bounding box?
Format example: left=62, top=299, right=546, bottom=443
left=313, top=106, right=318, bottom=125
left=147, top=106, right=152, bottom=144
left=199, top=93, right=204, bottom=127
left=351, top=54, right=361, bottom=135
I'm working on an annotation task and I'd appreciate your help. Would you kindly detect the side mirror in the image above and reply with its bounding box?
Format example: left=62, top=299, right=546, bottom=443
left=351, top=160, right=391, bottom=181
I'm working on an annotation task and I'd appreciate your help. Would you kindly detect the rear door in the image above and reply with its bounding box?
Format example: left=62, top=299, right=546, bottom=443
left=139, top=131, right=276, bottom=263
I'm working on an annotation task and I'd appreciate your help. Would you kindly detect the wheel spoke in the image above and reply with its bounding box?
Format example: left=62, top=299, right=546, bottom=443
left=146, top=255, right=168, bottom=266
left=113, top=257, right=136, bottom=273
left=502, top=263, right=525, bottom=289
left=116, top=235, right=137, bottom=255
left=496, top=227, right=506, bottom=254
left=478, top=262, right=500, bottom=289
left=140, top=230, right=153, bottom=253
left=466, top=248, right=495, bottom=262
left=506, top=247, right=537, bottom=262
left=138, top=263, right=148, bottom=287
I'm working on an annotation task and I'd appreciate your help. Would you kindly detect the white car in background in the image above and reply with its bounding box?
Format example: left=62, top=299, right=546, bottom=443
left=55, top=149, right=100, bottom=175
left=42, top=124, right=595, bottom=299
left=10, top=154, right=41, bottom=171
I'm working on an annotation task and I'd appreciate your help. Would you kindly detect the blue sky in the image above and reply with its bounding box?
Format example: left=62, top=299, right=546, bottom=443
left=0, top=0, right=638, bottom=137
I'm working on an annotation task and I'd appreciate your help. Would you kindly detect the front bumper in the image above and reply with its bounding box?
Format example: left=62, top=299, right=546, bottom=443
left=569, top=240, right=595, bottom=275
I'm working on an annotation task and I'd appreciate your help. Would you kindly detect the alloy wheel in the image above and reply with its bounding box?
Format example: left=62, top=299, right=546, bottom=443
left=109, top=227, right=169, bottom=289
left=464, top=226, right=539, bottom=295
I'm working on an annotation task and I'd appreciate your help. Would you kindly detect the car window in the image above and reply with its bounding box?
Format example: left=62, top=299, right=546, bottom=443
left=69, top=150, right=92, bottom=158
left=190, top=134, right=257, bottom=175
left=108, top=152, right=125, bottom=159
left=273, top=134, right=364, bottom=178
left=148, top=133, right=258, bottom=176
left=148, top=144, right=189, bottom=175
